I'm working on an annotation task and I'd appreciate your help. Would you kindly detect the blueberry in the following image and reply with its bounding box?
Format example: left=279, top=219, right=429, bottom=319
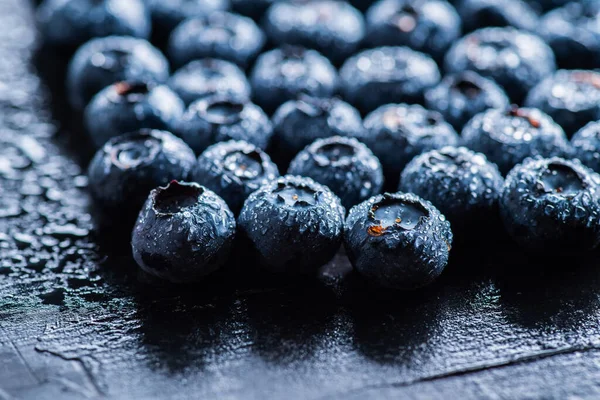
left=168, top=59, right=250, bottom=106
left=462, top=107, right=570, bottom=175
left=264, top=1, right=365, bottom=64
left=271, top=96, right=363, bottom=165
left=359, top=103, right=459, bottom=182
left=167, top=12, right=264, bottom=69
left=365, top=0, right=461, bottom=62
left=445, top=27, right=556, bottom=103
left=176, top=95, right=273, bottom=155
left=250, top=46, right=338, bottom=114
left=66, top=36, right=169, bottom=111
left=340, top=46, right=441, bottom=114
left=525, top=70, right=600, bottom=137
left=424, top=71, right=510, bottom=132
left=144, top=0, right=229, bottom=36
left=87, top=129, right=196, bottom=216
left=288, top=136, right=384, bottom=210
left=500, top=157, right=600, bottom=253
left=132, top=181, right=236, bottom=283
left=37, top=0, right=150, bottom=49
left=84, top=81, right=184, bottom=149
left=344, top=192, right=453, bottom=290
left=457, top=0, right=538, bottom=33
left=193, top=140, right=279, bottom=214
left=571, top=121, right=600, bottom=173
left=399, top=146, right=504, bottom=237
left=238, top=175, right=345, bottom=274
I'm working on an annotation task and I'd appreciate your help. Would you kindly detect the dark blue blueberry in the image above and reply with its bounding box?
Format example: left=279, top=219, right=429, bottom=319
left=167, top=12, right=264, bottom=69
left=359, top=103, right=459, bottom=181
left=168, top=59, right=250, bottom=106
left=87, top=129, right=196, bottom=216
left=457, top=0, right=538, bottom=33
left=288, top=136, right=384, bottom=210
left=176, top=95, right=273, bottom=155
left=571, top=121, right=600, bottom=173
left=365, top=0, right=461, bottom=62
left=399, top=146, right=504, bottom=237
left=144, top=0, right=229, bottom=36
left=539, top=2, right=600, bottom=70
left=250, top=46, right=338, bottom=114
left=238, top=175, right=345, bottom=274
left=37, top=0, right=150, bottom=49
left=264, top=1, right=365, bottom=64
left=344, top=192, right=453, bottom=290
left=84, top=81, right=184, bottom=149
left=230, top=0, right=276, bottom=20
left=462, top=107, right=570, bottom=175
left=424, top=71, right=510, bottom=132
left=500, top=157, right=600, bottom=253
left=193, top=140, right=279, bottom=214
left=525, top=70, right=600, bottom=137
left=66, top=36, right=169, bottom=111
left=271, top=96, right=363, bottom=164
left=340, top=46, right=441, bottom=114
left=445, top=27, right=556, bottom=103
left=132, top=181, right=236, bottom=283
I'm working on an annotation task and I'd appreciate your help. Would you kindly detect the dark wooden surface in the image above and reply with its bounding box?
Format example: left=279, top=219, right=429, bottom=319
left=2, top=1, right=600, bottom=399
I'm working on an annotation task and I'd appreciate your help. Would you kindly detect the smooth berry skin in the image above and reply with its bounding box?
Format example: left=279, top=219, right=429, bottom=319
left=572, top=121, right=600, bottom=173
left=250, top=46, right=338, bottom=115
left=168, top=59, right=250, bottom=106
left=132, top=181, right=236, bottom=283
left=87, top=129, right=196, bottom=216
left=264, top=1, right=365, bottom=64
left=288, top=136, right=384, bottom=210
left=344, top=192, right=453, bottom=290
left=358, top=103, right=459, bottom=181
left=340, top=46, right=441, bottom=114
left=176, top=95, right=273, bottom=155
left=457, top=0, right=538, bottom=33
left=193, top=140, right=279, bottom=214
left=66, top=36, right=169, bottom=111
left=500, top=157, right=600, bottom=253
left=525, top=70, right=600, bottom=137
left=539, top=2, right=600, bottom=70
left=365, top=0, right=461, bottom=62
left=425, top=71, right=510, bottom=132
left=238, top=175, right=345, bottom=275
left=167, top=12, right=264, bottom=69
left=37, top=0, right=151, bottom=49
left=462, top=107, right=571, bottom=175
left=271, top=96, right=363, bottom=164
left=445, top=27, right=556, bottom=103
left=399, top=146, right=504, bottom=237
left=144, top=0, right=229, bottom=36
left=84, top=81, right=184, bottom=149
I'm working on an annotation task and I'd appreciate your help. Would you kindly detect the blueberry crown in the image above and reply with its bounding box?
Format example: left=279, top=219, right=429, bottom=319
left=198, top=97, right=245, bottom=125
left=367, top=194, right=429, bottom=236
left=108, top=130, right=161, bottom=170
left=152, top=181, right=203, bottom=215
left=222, top=149, right=264, bottom=180
left=536, top=162, right=587, bottom=197
left=273, top=181, right=319, bottom=207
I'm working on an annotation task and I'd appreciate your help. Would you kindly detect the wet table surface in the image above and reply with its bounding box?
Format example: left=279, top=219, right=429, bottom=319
left=2, top=1, right=600, bottom=399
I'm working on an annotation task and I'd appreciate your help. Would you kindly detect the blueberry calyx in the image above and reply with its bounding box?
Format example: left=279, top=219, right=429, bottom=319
left=314, top=142, right=356, bottom=167
left=200, top=98, right=245, bottom=125
left=153, top=181, right=203, bottom=215
left=295, top=96, right=332, bottom=117
left=113, top=81, right=152, bottom=102
left=537, top=162, right=586, bottom=197
left=506, top=106, right=541, bottom=128
left=452, top=76, right=482, bottom=98
left=274, top=181, right=318, bottom=207
left=426, top=112, right=441, bottom=126
left=367, top=194, right=429, bottom=236
left=390, top=5, right=419, bottom=33
left=109, top=132, right=161, bottom=170
left=222, top=149, right=264, bottom=180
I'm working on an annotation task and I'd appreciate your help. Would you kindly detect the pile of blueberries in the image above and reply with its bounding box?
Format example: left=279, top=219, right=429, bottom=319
left=37, top=0, right=600, bottom=290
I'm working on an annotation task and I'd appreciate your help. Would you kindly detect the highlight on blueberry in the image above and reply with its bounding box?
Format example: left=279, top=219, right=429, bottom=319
left=462, top=106, right=571, bottom=175
left=132, top=181, right=236, bottom=283
left=288, top=136, right=384, bottom=210
left=238, top=175, right=345, bottom=275
left=88, top=129, right=196, bottom=216
left=176, top=95, right=273, bottom=155
left=344, top=192, right=453, bottom=290
left=500, top=157, right=600, bottom=253
left=572, top=121, right=600, bottom=173
left=193, top=140, right=279, bottom=214
left=84, top=81, right=185, bottom=149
